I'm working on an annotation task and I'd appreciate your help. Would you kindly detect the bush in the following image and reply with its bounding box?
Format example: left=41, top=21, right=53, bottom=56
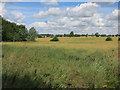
left=105, top=37, right=112, bottom=41
left=50, top=36, right=59, bottom=41
left=118, top=38, right=120, bottom=41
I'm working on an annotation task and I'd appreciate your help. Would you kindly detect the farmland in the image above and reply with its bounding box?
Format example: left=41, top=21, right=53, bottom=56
left=2, top=37, right=119, bottom=88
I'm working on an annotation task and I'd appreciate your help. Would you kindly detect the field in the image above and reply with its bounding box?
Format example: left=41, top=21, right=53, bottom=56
left=2, top=37, right=119, bottom=88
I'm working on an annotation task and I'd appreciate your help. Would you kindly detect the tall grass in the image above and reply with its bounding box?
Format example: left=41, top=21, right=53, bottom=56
left=2, top=43, right=118, bottom=88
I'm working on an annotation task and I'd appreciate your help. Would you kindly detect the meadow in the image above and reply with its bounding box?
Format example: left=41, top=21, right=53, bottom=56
left=2, top=37, right=119, bottom=88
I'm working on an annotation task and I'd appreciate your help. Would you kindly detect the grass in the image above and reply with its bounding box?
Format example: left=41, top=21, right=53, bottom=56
left=2, top=37, right=119, bottom=88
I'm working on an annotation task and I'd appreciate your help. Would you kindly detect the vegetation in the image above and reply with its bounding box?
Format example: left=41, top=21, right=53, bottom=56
left=2, top=37, right=118, bottom=88
left=106, top=37, right=112, bottom=41
left=1, top=17, right=119, bottom=41
left=118, top=37, right=120, bottom=41
left=95, top=33, right=99, bottom=37
left=2, top=17, right=38, bottom=42
left=0, top=16, right=2, bottom=42
left=27, top=27, right=37, bottom=41
left=50, top=36, right=59, bottom=41
left=1, top=17, right=119, bottom=88
left=101, top=34, right=106, bottom=37
left=37, top=34, right=42, bottom=38
left=70, top=31, right=74, bottom=37
left=2, top=18, right=28, bottom=42
left=86, top=34, right=88, bottom=37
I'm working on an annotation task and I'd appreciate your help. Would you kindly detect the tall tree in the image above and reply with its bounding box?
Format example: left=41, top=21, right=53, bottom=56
left=70, top=31, right=74, bottom=37
left=2, top=17, right=28, bottom=41
left=28, top=27, right=37, bottom=41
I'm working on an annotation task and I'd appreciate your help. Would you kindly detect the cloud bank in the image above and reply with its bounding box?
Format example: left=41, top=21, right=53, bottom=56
left=30, top=3, right=118, bottom=34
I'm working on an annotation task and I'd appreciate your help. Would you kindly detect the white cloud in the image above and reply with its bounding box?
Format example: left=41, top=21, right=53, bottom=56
left=0, top=3, right=7, bottom=17
left=106, top=9, right=119, bottom=20
left=11, top=11, right=26, bottom=23
left=67, top=3, right=99, bottom=17
left=0, top=3, right=26, bottom=25
left=30, top=3, right=118, bottom=34
left=1, top=2, right=117, bottom=35
left=33, top=8, right=65, bottom=19
left=33, top=3, right=99, bottom=19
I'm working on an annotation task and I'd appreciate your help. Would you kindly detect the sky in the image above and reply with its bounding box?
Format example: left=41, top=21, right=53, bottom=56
left=0, top=1, right=119, bottom=35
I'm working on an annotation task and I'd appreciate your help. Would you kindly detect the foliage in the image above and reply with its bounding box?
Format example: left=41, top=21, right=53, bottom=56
left=86, top=34, right=88, bottom=37
left=106, top=37, right=112, bottom=41
left=74, top=34, right=81, bottom=37
left=95, top=33, right=99, bottom=37
left=118, top=37, right=120, bottom=41
left=70, top=31, right=74, bottom=37
left=50, top=36, right=59, bottom=41
left=28, top=27, right=37, bottom=41
left=56, top=35, right=63, bottom=37
left=101, top=34, right=106, bottom=37
left=37, top=34, right=42, bottom=38
left=2, top=17, right=28, bottom=41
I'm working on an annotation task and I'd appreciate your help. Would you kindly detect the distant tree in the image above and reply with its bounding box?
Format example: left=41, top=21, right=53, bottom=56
left=64, top=34, right=66, bottom=37
left=56, top=34, right=62, bottom=37
left=28, top=27, right=37, bottom=41
left=95, top=33, right=99, bottom=37
left=70, top=31, right=74, bottom=37
left=86, top=34, right=88, bottom=37
left=115, top=34, right=118, bottom=37
left=101, top=34, right=106, bottom=37
left=74, top=34, right=80, bottom=37
left=81, top=34, right=86, bottom=36
left=37, top=34, right=42, bottom=38
left=46, top=34, right=50, bottom=37
left=107, top=34, right=112, bottom=37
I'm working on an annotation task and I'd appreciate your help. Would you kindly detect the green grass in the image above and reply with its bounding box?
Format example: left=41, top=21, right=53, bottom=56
left=2, top=37, right=119, bottom=88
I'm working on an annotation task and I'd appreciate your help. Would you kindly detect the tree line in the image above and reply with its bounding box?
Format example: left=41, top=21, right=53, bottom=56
left=1, top=16, right=37, bottom=42
left=1, top=16, right=120, bottom=42
left=38, top=31, right=120, bottom=38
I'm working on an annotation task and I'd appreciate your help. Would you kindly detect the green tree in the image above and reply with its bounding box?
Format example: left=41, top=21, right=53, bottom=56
left=28, top=27, right=37, bottom=41
left=95, top=33, right=99, bottom=37
left=70, top=31, right=74, bottom=37
left=2, top=17, right=28, bottom=42
left=86, top=34, right=88, bottom=37
left=37, top=34, right=42, bottom=38
left=101, top=34, right=106, bottom=37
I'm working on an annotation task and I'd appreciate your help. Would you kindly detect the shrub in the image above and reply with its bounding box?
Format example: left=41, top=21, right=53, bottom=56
left=118, top=38, right=120, bottom=41
left=50, top=36, right=59, bottom=41
left=105, top=37, right=112, bottom=41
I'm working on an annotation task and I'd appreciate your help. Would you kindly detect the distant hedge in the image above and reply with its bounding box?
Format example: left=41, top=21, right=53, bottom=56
left=50, top=36, right=59, bottom=41
left=106, top=37, right=112, bottom=41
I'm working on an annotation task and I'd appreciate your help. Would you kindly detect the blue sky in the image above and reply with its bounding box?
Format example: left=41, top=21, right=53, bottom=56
left=1, top=2, right=119, bottom=34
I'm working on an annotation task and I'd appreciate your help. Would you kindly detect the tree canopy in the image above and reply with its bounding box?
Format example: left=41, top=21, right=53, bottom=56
left=2, top=17, right=28, bottom=41
left=28, top=27, right=37, bottom=41
left=70, top=31, right=74, bottom=37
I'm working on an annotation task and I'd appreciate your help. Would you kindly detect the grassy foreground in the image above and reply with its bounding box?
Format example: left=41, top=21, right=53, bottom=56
left=2, top=37, right=119, bottom=88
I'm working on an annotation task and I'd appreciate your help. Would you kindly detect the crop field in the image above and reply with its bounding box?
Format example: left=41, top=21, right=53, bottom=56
left=2, top=37, right=119, bottom=88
